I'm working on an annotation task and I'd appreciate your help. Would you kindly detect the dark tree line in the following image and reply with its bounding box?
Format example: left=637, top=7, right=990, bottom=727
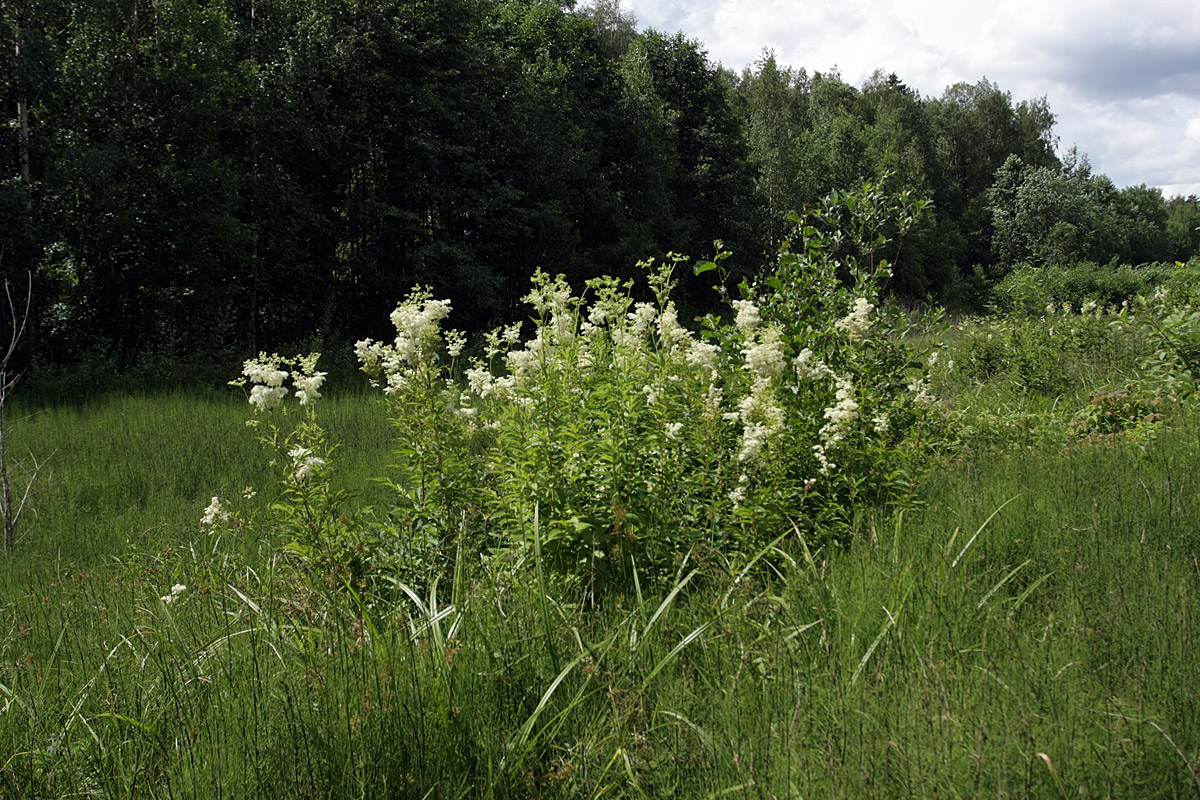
left=2, top=0, right=1196, bottom=375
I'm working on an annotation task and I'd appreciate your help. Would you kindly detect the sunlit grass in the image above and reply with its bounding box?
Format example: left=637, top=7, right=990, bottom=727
left=1, top=376, right=1198, bottom=797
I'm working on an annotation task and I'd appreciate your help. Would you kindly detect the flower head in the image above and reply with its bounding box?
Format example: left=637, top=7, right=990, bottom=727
left=835, top=297, right=874, bottom=341
left=289, top=446, right=326, bottom=482
left=200, top=496, right=231, bottom=530
left=161, top=583, right=187, bottom=604
left=293, top=371, right=327, bottom=406
left=732, top=300, right=760, bottom=335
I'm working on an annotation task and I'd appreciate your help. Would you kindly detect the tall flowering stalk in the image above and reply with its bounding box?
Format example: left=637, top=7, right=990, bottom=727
left=230, top=353, right=367, bottom=583
left=356, top=287, right=484, bottom=583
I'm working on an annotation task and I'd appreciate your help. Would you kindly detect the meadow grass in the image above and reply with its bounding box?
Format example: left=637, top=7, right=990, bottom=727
left=1, top=364, right=1198, bottom=796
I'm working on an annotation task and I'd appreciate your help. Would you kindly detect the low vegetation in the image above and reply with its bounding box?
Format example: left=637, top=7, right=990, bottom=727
left=2, top=184, right=1199, bottom=798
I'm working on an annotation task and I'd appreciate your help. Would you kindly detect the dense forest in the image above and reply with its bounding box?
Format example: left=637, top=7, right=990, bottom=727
left=3, top=0, right=1198, bottom=376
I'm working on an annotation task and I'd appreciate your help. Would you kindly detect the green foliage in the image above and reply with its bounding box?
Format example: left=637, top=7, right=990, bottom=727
left=991, top=260, right=1174, bottom=315
left=5, top=234, right=1200, bottom=794
left=1166, top=195, right=1200, bottom=260
left=4, top=390, right=1200, bottom=797
left=222, top=180, right=939, bottom=598
left=5, top=0, right=1191, bottom=376
left=1122, top=259, right=1200, bottom=399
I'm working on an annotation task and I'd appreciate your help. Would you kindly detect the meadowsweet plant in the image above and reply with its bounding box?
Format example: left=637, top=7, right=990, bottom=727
left=230, top=352, right=367, bottom=586
left=356, top=287, right=485, bottom=585
left=472, top=259, right=748, bottom=588
left=1124, top=259, right=1200, bottom=399
left=449, top=179, right=941, bottom=586
left=711, top=178, right=941, bottom=534
left=245, top=180, right=945, bottom=593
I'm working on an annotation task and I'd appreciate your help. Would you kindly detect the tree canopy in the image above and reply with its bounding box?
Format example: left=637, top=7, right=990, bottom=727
left=1, top=0, right=1193, bottom=376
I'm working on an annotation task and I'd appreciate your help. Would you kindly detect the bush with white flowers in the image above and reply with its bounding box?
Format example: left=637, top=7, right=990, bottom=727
left=225, top=178, right=944, bottom=596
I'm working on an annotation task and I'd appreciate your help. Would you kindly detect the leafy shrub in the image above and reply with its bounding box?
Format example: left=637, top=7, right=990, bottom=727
left=1069, top=387, right=1166, bottom=439
left=1121, top=258, right=1200, bottom=399
left=221, top=179, right=945, bottom=597
left=992, top=261, right=1173, bottom=315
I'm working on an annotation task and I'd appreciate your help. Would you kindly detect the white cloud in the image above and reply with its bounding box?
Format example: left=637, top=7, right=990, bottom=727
left=616, top=0, right=1200, bottom=196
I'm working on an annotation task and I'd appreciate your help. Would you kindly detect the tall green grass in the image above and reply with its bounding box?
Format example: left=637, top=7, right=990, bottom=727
left=1, top=389, right=1197, bottom=797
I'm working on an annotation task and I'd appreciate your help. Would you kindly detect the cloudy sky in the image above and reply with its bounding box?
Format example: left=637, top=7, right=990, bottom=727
left=618, top=0, right=1200, bottom=197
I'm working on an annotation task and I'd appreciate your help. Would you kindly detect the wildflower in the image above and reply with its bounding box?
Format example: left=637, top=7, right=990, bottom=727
left=200, top=496, right=230, bottom=529
left=445, top=329, right=466, bottom=359
left=243, top=354, right=292, bottom=411
left=628, top=303, right=657, bottom=339
left=657, top=303, right=687, bottom=349
left=1081, top=299, right=1098, bottom=315
left=794, top=348, right=833, bottom=381
left=290, top=446, right=326, bottom=482
left=505, top=348, right=538, bottom=382
left=686, top=340, right=721, bottom=375
left=161, top=583, right=187, bottom=604
left=702, top=385, right=724, bottom=423
left=873, top=413, right=890, bottom=435
left=587, top=304, right=609, bottom=327
left=742, top=326, right=785, bottom=383
left=466, top=365, right=495, bottom=397
left=812, top=444, right=835, bottom=475
left=908, top=378, right=936, bottom=405
left=819, top=376, right=858, bottom=445
left=732, top=300, right=760, bottom=334
left=927, top=351, right=939, bottom=367
left=389, top=294, right=453, bottom=365
left=835, top=297, right=874, bottom=341
left=249, top=384, right=288, bottom=412
left=242, top=487, right=256, bottom=500
left=293, top=371, right=327, bottom=406
left=738, top=422, right=769, bottom=463
left=736, top=383, right=785, bottom=464
left=665, top=421, right=684, bottom=440
left=243, top=357, right=288, bottom=388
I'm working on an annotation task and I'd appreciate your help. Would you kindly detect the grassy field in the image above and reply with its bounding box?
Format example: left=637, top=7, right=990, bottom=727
left=1, top=325, right=1199, bottom=798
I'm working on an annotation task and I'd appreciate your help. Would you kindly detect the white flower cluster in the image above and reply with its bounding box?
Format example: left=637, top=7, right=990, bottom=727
left=290, top=445, right=326, bottom=482
left=160, top=583, right=187, bottom=605
left=523, top=272, right=576, bottom=343
left=908, top=377, right=936, bottom=405
left=242, top=353, right=326, bottom=411
left=657, top=302, right=689, bottom=350
left=200, top=496, right=230, bottom=530
left=742, top=326, right=786, bottom=383
left=835, top=297, right=875, bottom=341
left=736, top=324, right=786, bottom=465
left=294, top=373, right=325, bottom=406
left=465, top=364, right=515, bottom=400
left=794, top=348, right=834, bottom=381
left=356, top=290, right=453, bottom=393
left=819, top=375, right=859, bottom=445
left=732, top=300, right=761, bottom=334
left=686, top=339, right=721, bottom=381
left=244, top=356, right=289, bottom=412
left=805, top=374, right=857, bottom=477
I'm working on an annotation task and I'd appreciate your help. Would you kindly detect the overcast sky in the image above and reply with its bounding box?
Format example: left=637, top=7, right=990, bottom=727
left=617, top=0, right=1200, bottom=198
